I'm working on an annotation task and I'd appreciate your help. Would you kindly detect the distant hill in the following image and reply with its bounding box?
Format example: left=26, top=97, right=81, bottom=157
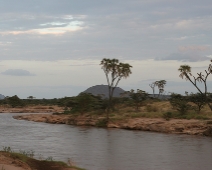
left=149, top=94, right=171, bottom=100
left=82, top=85, right=126, bottom=98
left=0, top=94, right=5, bottom=100
left=82, top=85, right=170, bottom=100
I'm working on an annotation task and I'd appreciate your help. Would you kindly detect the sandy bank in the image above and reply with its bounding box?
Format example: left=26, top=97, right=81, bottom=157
left=13, top=114, right=212, bottom=137
left=0, top=105, right=64, bottom=113
left=0, top=151, right=81, bottom=170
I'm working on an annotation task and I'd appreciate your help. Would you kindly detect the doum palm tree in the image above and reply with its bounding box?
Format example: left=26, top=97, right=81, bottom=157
left=155, top=80, right=166, bottom=97
left=100, top=58, right=132, bottom=121
left=178, top=63, right=212, bottom=111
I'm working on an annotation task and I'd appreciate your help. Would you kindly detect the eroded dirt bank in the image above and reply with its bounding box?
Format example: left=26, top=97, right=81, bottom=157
left=0, top=151, right=82, bottom=170
left=0, top=105, right=64, bottom=113
left=13, top=114, right=212, bottom=137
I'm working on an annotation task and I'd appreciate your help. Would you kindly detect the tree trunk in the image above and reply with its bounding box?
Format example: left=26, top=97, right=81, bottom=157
left=207, top=103, right=212, bottom=111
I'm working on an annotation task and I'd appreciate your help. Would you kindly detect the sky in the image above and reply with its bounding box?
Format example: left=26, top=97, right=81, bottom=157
left=0, top=0, right=212, bottom=99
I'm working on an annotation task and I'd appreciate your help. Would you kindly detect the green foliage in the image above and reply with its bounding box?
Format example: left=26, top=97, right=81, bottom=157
left=169, top=93, right=192, bottom=115
left=100, top=58, right=132, bottom=119
left=178, top=62, right=212, bottom=111
left=155, top=80, right=167, bottom=97
left=163, top=112, right=173, bottom=120
left=65, top=93, right=105, bottom=114
left=6, top=95, right=25, bottom=108
left=95, top=118, right=108, bottom=127
left=19, top=149, right=34, bottom=158
left=0, top=147, right=85, bottom=170
left=187, top=92, right=207, bottom=113
left=2, top=146, right=13, bottom=152
left=27, top=96, right=36, bottom=100
left=46, top=156, right=54, bottom=161
left=128, top=89, right=148, bottom=111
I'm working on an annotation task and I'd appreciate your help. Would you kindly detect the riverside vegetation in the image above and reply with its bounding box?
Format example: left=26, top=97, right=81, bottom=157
left=0, top=147, right=84, bottom=170
left=4, top=59, right=212, bottom=170
left=3, top=59, right=212, bottom=136
left=2, top=60, right=212, bottom=170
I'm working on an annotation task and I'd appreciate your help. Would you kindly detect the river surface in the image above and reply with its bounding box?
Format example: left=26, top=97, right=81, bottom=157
left=0, top=113, right=212, bottom=170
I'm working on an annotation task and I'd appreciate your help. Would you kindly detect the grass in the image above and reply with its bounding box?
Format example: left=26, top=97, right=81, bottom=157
left=95, top=118, right=108, bottom=127
left=105, top=101, right=212, bottom=120
left=1, top=146, right=86, bottom=170
left=59, top=100, right=212, bottom=122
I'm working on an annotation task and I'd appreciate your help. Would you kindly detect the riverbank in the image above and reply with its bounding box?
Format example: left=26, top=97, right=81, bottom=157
left=0, top=151, right=84, bottom=170
left=0, top=105, right=64, bottom=113
left=13, top=114, right=212, bottom=137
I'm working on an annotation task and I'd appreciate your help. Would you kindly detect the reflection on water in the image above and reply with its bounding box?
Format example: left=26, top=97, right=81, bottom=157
left=0, top=113, right=212, bottom=170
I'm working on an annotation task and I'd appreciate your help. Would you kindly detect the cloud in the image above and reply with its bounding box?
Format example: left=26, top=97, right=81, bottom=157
left=69, top=64, right=97, bottom=66
left=0, top=0, right=210, bottom=62
left=178, top=45, right=209, bottom=52
left=159, top=53, right=210, bottom=62
left=0, top=13, right=85, bottom=36
left=1, top=69, right=35, bottom=76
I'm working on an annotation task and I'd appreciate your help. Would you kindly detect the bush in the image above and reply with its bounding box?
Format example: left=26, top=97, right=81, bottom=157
left=95, top=119, right=108, bottom=127
left=169, top=93, right=192, bottom=115
left=146, top=105, right=158, bottom=112
left=6, top=95, right=25, bottom=108
left=163, top=112, right=172, bottom=120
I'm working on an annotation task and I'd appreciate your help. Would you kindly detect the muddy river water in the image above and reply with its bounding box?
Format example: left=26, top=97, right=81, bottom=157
left=0, top=113, right=212, bottom=170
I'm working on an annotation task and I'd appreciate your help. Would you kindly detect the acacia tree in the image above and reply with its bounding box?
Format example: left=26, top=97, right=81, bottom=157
left=188, top=93, right=207, bottom=113
left=27, top=96, right=36, bottom=100
left=149, top=82, right=156, bottom=97
left=155, top=80, right=167, bottom=97
left=169, top=93, right=191, bottom=115
left=150, top=80, right=166, bottom=98
left=178, top=62, right=212, bottom=110
left=100, top=58, right=132, bottom=120
left=128, top=89, right=148, bottom=112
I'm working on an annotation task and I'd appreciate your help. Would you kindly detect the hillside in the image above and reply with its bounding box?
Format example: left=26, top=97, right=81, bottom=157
left=83, top=85, right=125, bottom=98
left=0, top=94, right=5, bottom=100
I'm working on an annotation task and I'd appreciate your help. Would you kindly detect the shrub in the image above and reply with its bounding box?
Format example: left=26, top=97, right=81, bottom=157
left=95, top=119, right=108, bottom=127
left=2, top=146, right=13, bottom=153
left=128, top=89, right=149, bottom=112
left=146, top=105, right=158, bottom=112
left=163, top=112, right=172, bottom=120
left=169, top=93, right=192, bottom=115
left=188, top=93, right=207, bottom=113
left=19, top=150, right=34, bottom=158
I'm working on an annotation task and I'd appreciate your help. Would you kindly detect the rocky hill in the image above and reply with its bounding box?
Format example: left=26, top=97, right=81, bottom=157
left=0, top=94, right=5, bottom=99
left=82, top=85, right=125, bottom=98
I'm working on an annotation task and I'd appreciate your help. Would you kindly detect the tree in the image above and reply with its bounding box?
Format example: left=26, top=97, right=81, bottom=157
left=188, top=92, right=207, bottom=113
left=169, top=93, right=191, bottom=115
left=128, top=89, right=148, bottom=112
left=68, top=93, right=100, bottom=115
left=178, top=62, right=212, bottom=110
left=7, top=95, right=25, bottom=108
left=100, top=58, right=132, bottom=120
left=27, top=96, right=36, bottom=100
left=149, top=82, right=156, bottom=97
left=150, top=80, right=166, bottom=98
left=155, top=80, right=166, bottom=97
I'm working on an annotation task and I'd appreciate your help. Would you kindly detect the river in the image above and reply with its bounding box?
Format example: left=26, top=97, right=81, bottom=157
left=0, top=113, right=212, bottom=170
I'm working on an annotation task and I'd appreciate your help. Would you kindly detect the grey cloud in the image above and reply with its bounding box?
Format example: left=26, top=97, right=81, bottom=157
left=0, top=13, right=84, bottom=32
left=69, top=64, right=98, bottom=66
left=1, top=69, right=35, bottom=76
left=178, top=45, right=209, bottom=52
left=0, top=0, right=211, bottom=61
left=159, top=53, right=211, bottom=62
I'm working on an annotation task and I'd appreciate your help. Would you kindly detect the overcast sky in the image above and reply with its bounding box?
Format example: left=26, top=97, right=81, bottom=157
left=0, top=0, right=212, bottom=98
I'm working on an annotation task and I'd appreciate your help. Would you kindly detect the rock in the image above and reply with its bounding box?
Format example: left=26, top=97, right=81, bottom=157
left=203, top=126, right=212, bottom=136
